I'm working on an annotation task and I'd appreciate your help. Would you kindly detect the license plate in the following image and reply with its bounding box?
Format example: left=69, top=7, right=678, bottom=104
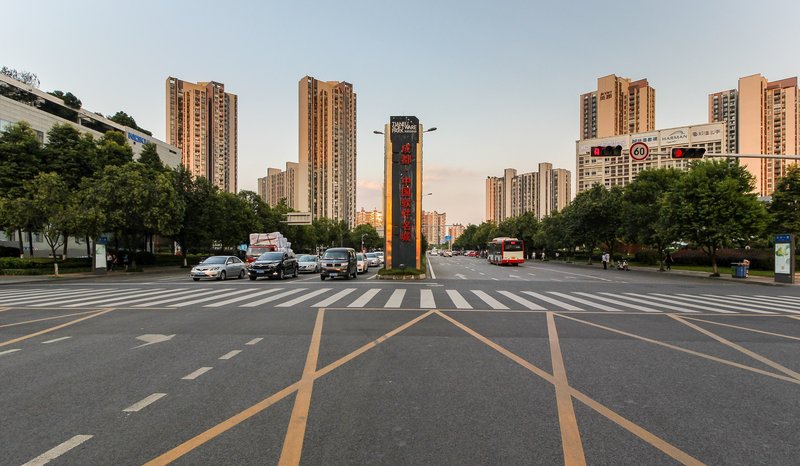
left=256, top=270, right=264, bottom=274
left=329, top=273, right=337, bottom=277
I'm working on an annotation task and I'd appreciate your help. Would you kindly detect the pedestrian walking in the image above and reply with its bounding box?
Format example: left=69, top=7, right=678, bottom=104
left=123, top=254, right=129, bottom=271
left=665, top=252, right=673, bottom=271
left=602, top=252, right=609, bottom=270
left=106, top=252, right=112, bottom=270
left=111, top=253, right=117, bottom=271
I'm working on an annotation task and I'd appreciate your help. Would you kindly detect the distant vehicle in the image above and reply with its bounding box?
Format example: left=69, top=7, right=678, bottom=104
left=245, top=232, right=292, bottom=264
left=356, top=253, right=368, bottom=274
left=320, top=248, right=357, bottom=280
left=248, top=251, right=298, bottom=280
left=466, top=250, right=477, bottom=257
left=375, top=251, right=385, bottom=265
left=191, top=255, right=246, bottom=281
left=297, top=254, right=320, bottom=274
left=487, top=237, right=525, bottom=266
left=442, top=250, right=453, bottom=257
left=365, top=252, right=380, bottom=267
left=429, top=249, right=439, bottom=256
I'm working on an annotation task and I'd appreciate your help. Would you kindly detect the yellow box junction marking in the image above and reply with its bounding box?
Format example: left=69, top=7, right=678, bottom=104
left=0, top=308, right=114, bottom=348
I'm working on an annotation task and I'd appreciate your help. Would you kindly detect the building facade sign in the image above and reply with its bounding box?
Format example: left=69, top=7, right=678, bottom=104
left=659, top=128, right=689, bottom=146
left=631, top=132, right=658, bottom=146
left=690, top=123, right=725, bottom=143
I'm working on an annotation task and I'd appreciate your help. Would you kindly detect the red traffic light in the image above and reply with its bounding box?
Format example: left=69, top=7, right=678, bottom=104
left=671, top=147, right=706, bottom=159
left=592, top=147, right=601, bottom=156
left=590, top=145, right=622, bottom=157
left=673, top=148, right=684, bottom=158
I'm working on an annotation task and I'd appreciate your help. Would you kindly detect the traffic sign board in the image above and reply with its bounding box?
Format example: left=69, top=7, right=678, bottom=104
left=629, top=142, right=650, bottom=161
left=445, top=235, right=452, bottom=242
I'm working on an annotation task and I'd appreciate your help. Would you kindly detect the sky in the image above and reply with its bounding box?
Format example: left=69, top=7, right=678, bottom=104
left=4, top=0, right=800, bottom=226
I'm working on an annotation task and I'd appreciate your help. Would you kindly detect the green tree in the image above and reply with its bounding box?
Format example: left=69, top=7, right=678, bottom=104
left=137, top=142, right=164, bottom=172
left=622, top=168, right=684, bottom=270
left=108, top=111, right=153, bottom=136
left=48, top=90, right=82, bottom=109
left=14, top=173, right=73, bottom=271
left=96, top=131, right=134, bottom=168
left=663, top=160, right=768, bottom=276
left=1, top=66, right=40, bottom=87
left=167, top=168, right=219, bottom=265
left=0, top=121, right=43, bottom=255
left=213, top=192, right=257, bottom=252
left=768, top=165, right=800, bottom=237
left=350, top=223, right=381, bottom=251
left=568, top=184, right=621, bottom=263
left=453, top=223, right=478, bottom=251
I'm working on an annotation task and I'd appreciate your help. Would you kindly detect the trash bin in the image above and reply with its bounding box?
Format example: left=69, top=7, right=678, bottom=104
left=731, top=263, right=747, bottom=278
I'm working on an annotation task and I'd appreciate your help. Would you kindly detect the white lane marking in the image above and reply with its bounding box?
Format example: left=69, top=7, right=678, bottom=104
left=497, top=291, right=546, bottom=310
left=64, top=288, right=176, bottom=308
left=245, top=338, right=263, bottom=345
left=648, top=294, right=737, bottom=314
left=367, top=274, right=377, bottom=280
left=521, top=291, right=583, bottom=311
left=241, top=289, right=305, bottom=307
left=527, top=273, right=536, bottom=277
left=134, top=288, right=221, bottom=307
left=133, top=334, right=176, bottom=349
left=471, top=290, right=508, bottom=309
left=479, top=273, right=486, bottom=276
left=182, top=367, right=213, bottom=380
left=491, top=278, right=499, bottom=281
left=42, top=336, right=72, bottom=344
left=3, top=289, right=104, bottom=305
left=312, top=288, right=356, bottom=307
left=295, top=275, right=322, bottom=282
left=509, top=275, right=521, bottom=279
left=420, top=289, right=436, bottom=309
left=556, top=270, right=613, bottom=282
left=603, top=293, right=700, bottom=313
left=575, top=292, right=661, bottom=313
left=455, top=274, right=467, bottom=280
left=123, top=393, right=166, bottom=412
left=169, top=289, right=241, bottom=307
left=446, top=290, right=472, bottom=309
left=205, top=289, right=282, bottom=307
left=548, top=292, right=620, bottom=312
left=384, top=289, right=407, bottom=308
left=219, top=350, right=242, bottom=360
left=278, top=288, right=331, bottom=307
left=32, top=289, right=143, bottom=307
left=0, top=348, right=22, bottom=356
left=724, top=295, right=800, bottom=315
left=348, top=289, right=381, bottom=308
left=428, top=259, right=436, bottom=279
left=22, top=434, right=93, bottom=466
left=674, top=294, right=774, bottom=315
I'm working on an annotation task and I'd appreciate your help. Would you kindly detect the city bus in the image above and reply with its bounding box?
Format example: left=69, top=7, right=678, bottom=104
left=487, top=237, right=525, bottom=265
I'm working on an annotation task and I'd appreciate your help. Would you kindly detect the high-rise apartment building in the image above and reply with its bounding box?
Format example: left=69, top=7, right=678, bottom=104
left=422, top=211, right=447, bottom=246
left=485, top=164, right=572, bottom=223
left=580, top=74, right=655, bottom=139
left=166, top=77, right=238, bottom=193
left=257, top=162, right=298, bottom=208
left=298, top=76, right=357, bottom=226
left=448, top=224, right=465, bottom=244
left=355, top=207, right=383, bottom=231
left=709, top=74, right=800, bottom=195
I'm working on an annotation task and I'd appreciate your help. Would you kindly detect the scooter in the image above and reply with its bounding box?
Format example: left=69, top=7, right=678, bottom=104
left=616, top=259, right=629, bottom=271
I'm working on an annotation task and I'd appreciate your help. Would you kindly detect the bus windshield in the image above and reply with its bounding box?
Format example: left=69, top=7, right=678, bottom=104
left=504, top=241, right=523, bottom=252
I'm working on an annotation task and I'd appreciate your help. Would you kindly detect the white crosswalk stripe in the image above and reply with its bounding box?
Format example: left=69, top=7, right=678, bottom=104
left=204, top=289, right=283, bottom=307
left=521, top=291, right=583, bottom=311
left=64, top=288, right=178, bottom=308
left=767, top=295, right=800, bottom=304
left=710, top=294, right=799, bottom=314
left=278, top=288, right=332, bottom=307
left=742, top=295, right=800, bottom=313
left=606, top=293, right=700, bottom=313
left=241, top=289, right=305, bottom=307
left=420, top=289, right=436, bottom=309
left=312, top=288, right=357, bottom=307
left=547, top=292, right=619, bottom=312
left=497, top=291, right=546, bottom=310
left=133, top=288, right=222, bottom=307
left=673, top=293, right=775, bottom=315
left=348, top=289, right=381, bottom=308
left=575, top=292, right=661, bottom=313
left=649, top=294, right=738, bottom=314
left=446, top=290, right=472, bottom=309
left=0, top=288, right=48, bottom=299
left=471, top=290, right=508, bottom=309
left=32, top=289, right=144, bottom=307
left=384, top=289, right=406, bottom=308
left=0, top=289, right=103, bottom=305
left=169, top=289, right=240, bottom=308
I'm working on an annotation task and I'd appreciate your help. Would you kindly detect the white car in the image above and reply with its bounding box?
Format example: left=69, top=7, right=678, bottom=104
left=442, top=250, right=453, bottom=257
left=365, top=252, right=381, bottom=267
left=356, top=253, right=369, bottom=273
left=191, top=255, right=246, bottom=281
left=375, top=251, right=385, bottom=265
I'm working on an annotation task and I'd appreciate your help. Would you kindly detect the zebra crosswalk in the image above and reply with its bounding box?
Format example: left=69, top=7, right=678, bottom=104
left=2, top=286, right=800, bottom=315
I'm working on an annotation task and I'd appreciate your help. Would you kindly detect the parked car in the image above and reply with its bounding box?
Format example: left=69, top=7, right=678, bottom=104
left=442, top=250, right=453, bottom=257
left=248, top=251, right=298, bottom=280
left=191, top=255, right=246, bottom=281
left=375, top=251, right=385, bottom=264
left=366, top=252, right=381, bottom=267
left=320, top=247, right=357, bottom=280
left=297, top=254, right=320, bottom=274
left=356, top=253, right=368, bottom=274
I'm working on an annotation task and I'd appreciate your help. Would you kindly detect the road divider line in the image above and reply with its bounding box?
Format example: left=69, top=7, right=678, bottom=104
left=245, top=338, right=263, bottom=345
left=279, top=309, right=325, bottom=465
left=427, top=259, right=436, bottom=279
left=0, top=308, right=114, bottom=348
left=22, top=434, right=93, bottom=466
left=123, top=393, right=167, bottom=412
left=182, top=367, right=213, bottom=380
left=0, top=310, right=98, bottom=329
left=0, top=348, right=21, bottom=356
left=144, top=311, right=434, bottom=465
left=546, top=312, right=586, bottom=465
left=42, top=336, right=72, bottom=344
left=681, top=316, right=800, bottom=341
left=219, top=350, right=242, bottom=360
left=670, top=314, right=800, bottom=382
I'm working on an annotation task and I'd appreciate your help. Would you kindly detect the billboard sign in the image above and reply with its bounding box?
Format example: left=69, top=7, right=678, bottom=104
left=386, top=116, right=421, bottom=270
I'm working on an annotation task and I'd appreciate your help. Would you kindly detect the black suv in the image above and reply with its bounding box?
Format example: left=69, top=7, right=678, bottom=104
left=320, top=248, right=357, bottom=280
left=248, top=251, right=298, bottom=280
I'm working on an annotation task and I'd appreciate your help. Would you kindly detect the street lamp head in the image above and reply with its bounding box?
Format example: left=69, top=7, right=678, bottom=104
left=373, top=130, right=384, bottom=135
left=424, top=127, right=437, bottom=133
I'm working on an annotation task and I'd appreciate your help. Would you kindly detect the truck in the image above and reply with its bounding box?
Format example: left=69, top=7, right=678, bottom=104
left=245, top=232, right=292, bottom=263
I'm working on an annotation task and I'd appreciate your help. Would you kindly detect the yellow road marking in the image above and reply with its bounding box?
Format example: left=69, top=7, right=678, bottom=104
left=279, top=309, right=325, bottom=466
left=546, top=312, right=586, bottom=466
left=682, top=316, right=800, bottom=341
left=790, top=316, right=800, bottom=321
left=0, top=311, right=98, bottom=329
left=556, top=313, right=800, bottom=385
left=0, top=308, right=114, bottom=348
left=670, top=315, right=800, bottom=382
left=436, top=311, right=703, bottom=465
left=145, top=310, right=434, bottom=465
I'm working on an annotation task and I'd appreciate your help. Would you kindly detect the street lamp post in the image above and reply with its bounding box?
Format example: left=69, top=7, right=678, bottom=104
left=361, top=233, right=366, bottom=253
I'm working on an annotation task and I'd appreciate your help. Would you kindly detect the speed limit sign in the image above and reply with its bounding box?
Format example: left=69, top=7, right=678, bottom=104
left=629, top=142, right=650, bottom=161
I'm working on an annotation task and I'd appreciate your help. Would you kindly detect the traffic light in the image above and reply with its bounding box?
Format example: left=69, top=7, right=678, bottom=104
left=590, top=145, right=622, bottom=157
left=671, top=147, right=706, bottom=159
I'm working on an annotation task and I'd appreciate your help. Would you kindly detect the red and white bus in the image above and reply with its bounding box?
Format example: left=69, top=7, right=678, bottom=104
left=487, top=237, right=525, bottom=265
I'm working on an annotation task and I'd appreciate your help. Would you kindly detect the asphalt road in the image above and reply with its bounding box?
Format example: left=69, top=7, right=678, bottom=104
left=1, top=256, right=799, bottom=465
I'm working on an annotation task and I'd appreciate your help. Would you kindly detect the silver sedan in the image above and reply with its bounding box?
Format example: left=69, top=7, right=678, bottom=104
left=191, top=255, right=246, bottom=281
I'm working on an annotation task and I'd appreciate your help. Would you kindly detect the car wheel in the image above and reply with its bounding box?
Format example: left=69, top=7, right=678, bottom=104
left=277, top=269, right=284, bottom=280
left=293, top=266, right=298, bottom=278
left=249, top=275, right=257, bottom=281
left=218, top=271, right=226, bottom=281
left=320, top=275, right=326, bottom=281
left=192, top=277, right=200, bottom=281
left=344, top=270, right=351, bottom=280
left=238, top=269, right=246, bottom=279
